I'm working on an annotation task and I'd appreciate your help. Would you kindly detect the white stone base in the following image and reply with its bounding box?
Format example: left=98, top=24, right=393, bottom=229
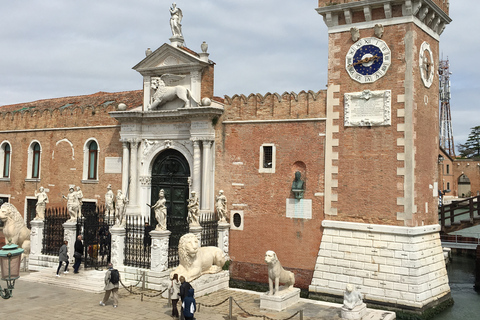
left=260, top=287, right=300, bottom=311
left=191, top=271, right=230, bottom=297
left=341, top=303, right=367, bottom=320
left=309, top=221, right=450, bottom=310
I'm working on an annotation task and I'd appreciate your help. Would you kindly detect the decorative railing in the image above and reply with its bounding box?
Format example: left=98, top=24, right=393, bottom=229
left=200, top=212, right=218, bottom=247
left=124, top=215, right=151, bottom=269
left=42, top=207, right=69, bottom=256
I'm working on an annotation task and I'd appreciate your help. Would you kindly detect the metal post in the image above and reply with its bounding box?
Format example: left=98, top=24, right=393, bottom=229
left=229, top=296, right=233, bottom=320
left=300, top=310, right=304, bottom=320
left=142, top=271, right=146, bottom=291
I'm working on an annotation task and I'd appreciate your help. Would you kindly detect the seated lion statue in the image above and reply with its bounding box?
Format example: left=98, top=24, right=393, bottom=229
left=171, top=233, right=226, bottom=282
left=265, top=250, right=295, bottom=295
left=0, top=203, right=31, bottom=269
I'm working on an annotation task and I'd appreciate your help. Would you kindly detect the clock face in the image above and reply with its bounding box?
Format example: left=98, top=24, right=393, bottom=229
left=346, top=37, right=391, bottom=84
left=419, top=41, right=434, bottom=88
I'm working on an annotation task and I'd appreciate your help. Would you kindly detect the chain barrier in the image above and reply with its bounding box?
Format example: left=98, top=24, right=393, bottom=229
left=119, top=279, right=167, bottom=298
left=197, top=297, right=230, bottom=308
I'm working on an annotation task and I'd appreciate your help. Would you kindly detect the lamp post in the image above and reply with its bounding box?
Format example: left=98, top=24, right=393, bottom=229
left=0, top=241, right=24, bottom=299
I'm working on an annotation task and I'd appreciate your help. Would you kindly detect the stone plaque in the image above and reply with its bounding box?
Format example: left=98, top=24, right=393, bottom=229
left=104, top=157, right=122, bottom=174
left=286, top=199, right=312, bottom=219
left=344, top=90, right=391, bottom=127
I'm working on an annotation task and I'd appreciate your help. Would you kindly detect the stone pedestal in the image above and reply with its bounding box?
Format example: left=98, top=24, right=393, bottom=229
left=260, top=287, right=301, bottom=311
left=341, top=303, right=367, bottom=320
left=63, top=221, right=77, bottom=262
left=190, top=271, right=230, bottom=297
left=110, top=226, right=126, bottom=268
left=217, top=222, right=230, bottom=257
left=29, top=219, right=44, bottom=258
left=189, top=225, right=202, bottom=244
left=150, top=229, right=171, bottom=272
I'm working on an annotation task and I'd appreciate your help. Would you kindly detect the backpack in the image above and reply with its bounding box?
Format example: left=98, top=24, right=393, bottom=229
left=110, top=269, right=120, bottom=284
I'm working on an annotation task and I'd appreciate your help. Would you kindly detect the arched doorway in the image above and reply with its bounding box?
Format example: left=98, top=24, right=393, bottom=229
left=151, top=149, right=190, bottom=267
left=458, top=173, right=471, bottom=198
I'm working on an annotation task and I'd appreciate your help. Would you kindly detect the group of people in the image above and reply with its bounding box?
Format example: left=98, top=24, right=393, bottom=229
left=168, top=273, right=196, bottom=320
left=56, top=234, right=84, bottom=276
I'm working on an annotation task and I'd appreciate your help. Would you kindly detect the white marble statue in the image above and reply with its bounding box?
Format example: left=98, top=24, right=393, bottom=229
left=0, top=203, right=31, bottom=267
left=105, top=184, right=114, bottom=217
left=34, top=186, right=49, bottom=220
left=187, top=191, right=200, bottom=226
left=215, top=190, right=227, bottom=223
left=75, top=186, right=83, bottom=218
left=265, top=250, right=295, bottom=296
left=150, top=189, right=167, bottom=231
left=350, top=27, right=360, bottom=42
left=115, top=190, right=128, bottom=226
left=170, top=2, right=183, bottom=38
left=343, top=284, right=363, bottom=310
left=170, top=233, right=226, bottom=282
left=63, top=187, right=79, bottom=222
left=148, top=75, right=194, bottom=110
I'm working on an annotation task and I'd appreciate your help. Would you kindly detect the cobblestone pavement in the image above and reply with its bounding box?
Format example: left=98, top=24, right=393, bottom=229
left=2, top=271, right=393, bottom=320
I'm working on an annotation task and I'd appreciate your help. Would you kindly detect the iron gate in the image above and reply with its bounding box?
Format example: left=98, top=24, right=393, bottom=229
left=42, top=207, right=69, bottom=256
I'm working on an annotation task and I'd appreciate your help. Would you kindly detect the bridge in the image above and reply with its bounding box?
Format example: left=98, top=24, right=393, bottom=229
left=439, top=195, right=480, bottom=233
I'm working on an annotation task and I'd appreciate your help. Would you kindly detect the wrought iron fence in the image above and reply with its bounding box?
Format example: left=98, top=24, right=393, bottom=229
left=200, top=212, right=218, bottom=247
left=124, top=215, right=151, bottom=269
left=167, top=215, right=189, bottom=268
left=42, top=207, right=69, bottom=256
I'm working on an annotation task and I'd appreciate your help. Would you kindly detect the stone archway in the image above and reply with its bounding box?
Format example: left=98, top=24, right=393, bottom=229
left=458, top=173, right=471, bottom=198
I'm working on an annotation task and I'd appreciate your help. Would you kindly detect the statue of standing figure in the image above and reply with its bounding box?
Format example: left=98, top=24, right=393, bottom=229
left=215, top=190, right=227, bottom=223
left=105, top=184, right=115, bottom=218
left=75, top=186, right=83, bottom=219
left=115, top=190, right=128, bottom=226
left=63, top=187, right=79, bottom=222
left=170, top=2, right=183, bottom=38
left=34, top=186, right=49, bottom=220
left=149, top=189, right=167, bottom=231
left=187, top=191, right=200, bottom=226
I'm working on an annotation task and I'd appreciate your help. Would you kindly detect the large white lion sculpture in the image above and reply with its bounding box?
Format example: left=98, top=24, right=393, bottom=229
left=171, top=233, right=226, bottom=281
left=148, top=76, right=193, bottom=110
left=0, top=203, right=31, bottom=269
left=265, top=250, right=295, bottom=295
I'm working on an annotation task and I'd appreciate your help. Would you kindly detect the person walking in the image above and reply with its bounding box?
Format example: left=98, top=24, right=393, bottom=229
left=169, top=273, right=181, bottom=318
left=179, top=276, right=192, bottom=320
left=56, top=240, right=69, bottom=277
left=73, top=235, right=83, bottom=274
left=182, top=288, right=196, bottom=320
left=100, top=263, right=120, bottom=308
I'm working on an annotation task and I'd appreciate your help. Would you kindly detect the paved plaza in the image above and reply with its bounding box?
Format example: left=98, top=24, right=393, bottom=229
left=1, top=270, right=394, bottom=320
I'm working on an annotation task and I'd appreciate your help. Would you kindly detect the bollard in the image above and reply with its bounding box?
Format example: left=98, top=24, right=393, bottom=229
left=229, top=296, right=233, bottom=320
left=141, top=271, right=146, bottom=291
left=141, top=293, right=144, bottom=301
left=300, top=310, right=304, bottom=320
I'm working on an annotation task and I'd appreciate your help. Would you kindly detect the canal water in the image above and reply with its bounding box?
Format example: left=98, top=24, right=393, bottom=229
left=435, top=253, right=480, bottom=319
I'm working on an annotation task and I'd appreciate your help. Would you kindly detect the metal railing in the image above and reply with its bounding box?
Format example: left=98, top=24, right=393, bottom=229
left=124, top=215, right=151, bottom=269
left=42, top=207, right=69, bottom=256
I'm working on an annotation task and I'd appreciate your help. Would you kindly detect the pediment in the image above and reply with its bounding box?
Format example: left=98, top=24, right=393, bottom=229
left=133, top=43, right=207, bottom=76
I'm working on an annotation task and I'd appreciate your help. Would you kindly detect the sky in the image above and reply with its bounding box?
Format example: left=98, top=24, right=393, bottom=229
left=0, top=1, right=476, bottom=150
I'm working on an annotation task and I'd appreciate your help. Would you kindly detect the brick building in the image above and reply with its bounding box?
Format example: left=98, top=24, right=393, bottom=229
left=0, top=0, right=459, bottom=315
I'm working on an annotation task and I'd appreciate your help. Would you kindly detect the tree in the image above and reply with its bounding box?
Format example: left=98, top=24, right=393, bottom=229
left=457, top=126, right=480, bottom=158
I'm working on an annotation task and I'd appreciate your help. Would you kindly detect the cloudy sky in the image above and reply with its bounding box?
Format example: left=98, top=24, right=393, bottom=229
left=0, top=1, right=476, bottom=150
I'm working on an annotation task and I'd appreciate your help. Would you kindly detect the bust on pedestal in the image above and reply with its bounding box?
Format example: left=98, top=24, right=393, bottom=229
left=341, top=284, right=367, bottom=320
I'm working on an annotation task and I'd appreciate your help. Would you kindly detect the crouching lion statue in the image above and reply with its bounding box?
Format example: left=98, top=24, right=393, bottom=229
left=0, top=203, right=31, bottom=269
left=265, top=250, right=295, bottom=295
left=171, top=233, right=226, bottom=281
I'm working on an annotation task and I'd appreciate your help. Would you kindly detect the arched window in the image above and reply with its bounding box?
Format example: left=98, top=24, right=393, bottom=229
left=0, top=142, right=11, bottom=179
left=32, top=142, right=41, bottom=178
left=88, top=141, right=98, bottom=180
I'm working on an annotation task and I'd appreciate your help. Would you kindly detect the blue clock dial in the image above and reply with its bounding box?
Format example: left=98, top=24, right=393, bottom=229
left=352, top=45, right=384, bottom=75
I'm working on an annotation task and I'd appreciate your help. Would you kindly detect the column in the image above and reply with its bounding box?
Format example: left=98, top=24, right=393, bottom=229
left=150, top=230, right=171, bottom=272
left=63, top=221, right=77, bottom=264
left=201, top=140, right=212, bottom=210
left=192, top=139, right=201, bottom=195
left=29, top=219, right=44, bottom=270
left=110, top=226, right=126, bottom=268
left=217, top=222, right=230, bottom=258
left=121, top=140, right=130, bottom=194
left=129, top=140, right=139, bottom=209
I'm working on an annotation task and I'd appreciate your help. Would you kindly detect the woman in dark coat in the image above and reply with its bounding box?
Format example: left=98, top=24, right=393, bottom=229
left=182, top=288, right=196, bottom=320
left=56, top=240, right=69, bottom=277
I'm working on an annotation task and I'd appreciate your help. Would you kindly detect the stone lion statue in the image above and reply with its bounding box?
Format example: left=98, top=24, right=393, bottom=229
left=0, top=203, right=31, bottom=269
left=148, top=75, right=193, bottom=110
left=265, top=250, right=295, bottom=295
left=170, top=233, right=226, bottom=281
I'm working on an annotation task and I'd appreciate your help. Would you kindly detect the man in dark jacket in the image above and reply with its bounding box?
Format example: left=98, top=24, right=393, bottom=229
left=179, top=276, right=192, bottom=320
left=182, top=288, right=196, bottom=320
left=73, top=235, right=84, bottom=274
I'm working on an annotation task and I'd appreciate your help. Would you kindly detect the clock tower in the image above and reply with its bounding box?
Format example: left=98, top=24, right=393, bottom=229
left=310, top=0, right=452, bottom=315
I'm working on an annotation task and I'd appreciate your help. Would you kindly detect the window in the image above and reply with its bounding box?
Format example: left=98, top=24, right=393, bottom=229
left=27, top=141, right=42, bottom=180
left=446, top=164, right=450, bottom=174
left=88, top=141, right=98, bottom=179
left=447, top=182, right=450, bottom=190
left=0, top=142, right=11, bottom=179
left=259, top=143, right=276, bottom=173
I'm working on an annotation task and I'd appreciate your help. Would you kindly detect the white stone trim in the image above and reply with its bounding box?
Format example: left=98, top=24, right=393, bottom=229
left=26, top=140, right=42, bottom=179
left=0, top=140, right=12, bottom=178
left=324, top=84, right=340, bottom=216
left=82, top=138, right=100, bottom=181
left=258, top=143, right=276, bottom=174
left=222, top=118, right=327, bottom=124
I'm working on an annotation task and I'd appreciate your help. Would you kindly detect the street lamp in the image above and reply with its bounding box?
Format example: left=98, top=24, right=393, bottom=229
left=0, top=241, right=24, bottom=299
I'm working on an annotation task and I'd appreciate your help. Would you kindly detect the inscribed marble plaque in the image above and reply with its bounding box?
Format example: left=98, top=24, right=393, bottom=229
left=104, top=157, right=122, bottom=174
left=286, top=199, right=312, bottom=219
left=344, top=90, right=391, bottom=127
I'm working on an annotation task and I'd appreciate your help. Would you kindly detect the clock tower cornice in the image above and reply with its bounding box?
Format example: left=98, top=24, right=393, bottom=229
left=317, top=0, right=451, bottom=38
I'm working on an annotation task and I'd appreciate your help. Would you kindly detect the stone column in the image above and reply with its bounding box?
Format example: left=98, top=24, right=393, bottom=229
left=122, top=140, right=130, bottom=194
left=29, top=219, right=44, bottom=259
left=150, top=230, right=171, bottom=272
left=110, top=226, right=126, bottom=268
left=217, top=222, right=230, bottom=258
left=63, top=221, right=77, bottom=263
left=201, top=140, right=212, bottom=210
left=189, top=225, right=203, bottom=245
left=192, top=139, right=201, bottom=195
left=129, top=140, right=139, bottom=210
